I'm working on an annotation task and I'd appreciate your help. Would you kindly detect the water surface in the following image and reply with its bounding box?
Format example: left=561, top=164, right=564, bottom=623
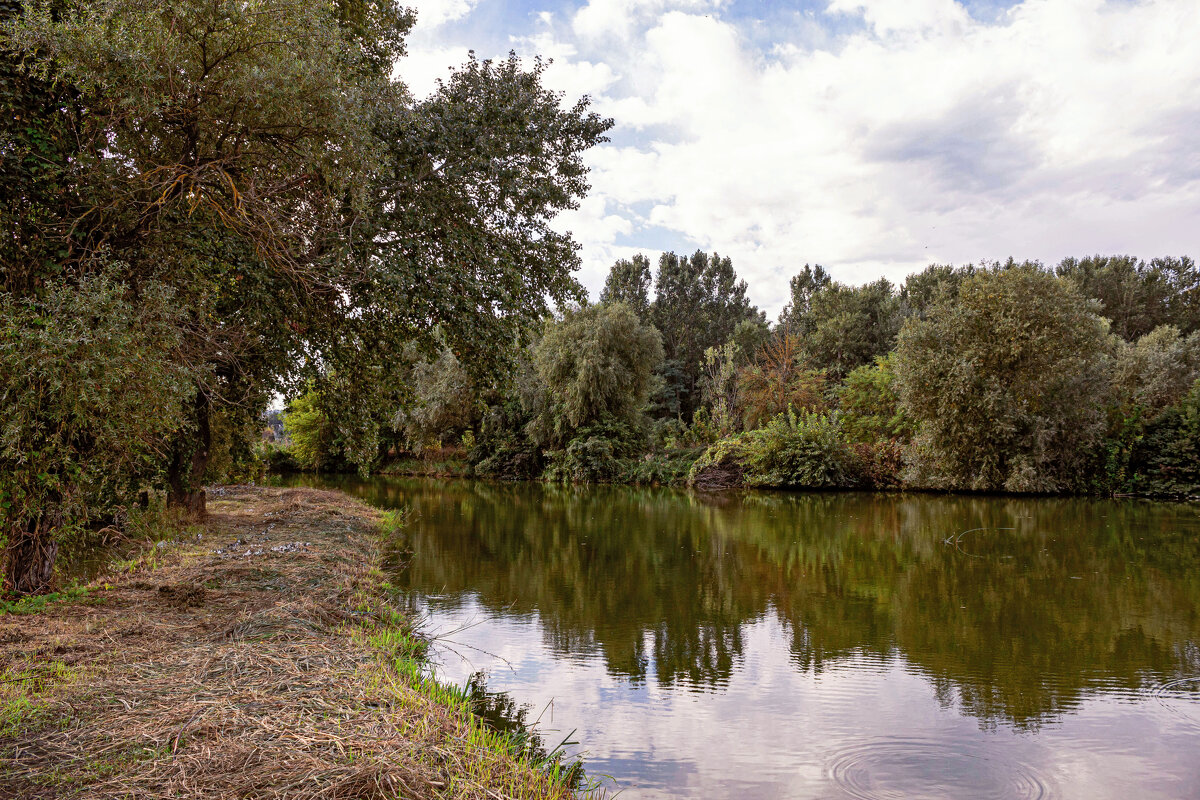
left=304, top=477, right=1200, bottom=799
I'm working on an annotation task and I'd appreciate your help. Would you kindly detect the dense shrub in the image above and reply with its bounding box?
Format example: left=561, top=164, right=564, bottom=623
left=0, top=276, right=191, bottom=593
left=542, top=417, right=644, bottom=484
left=837, top=354, right=913, bottom=444
left=471, top=400, right=543, bottom=480
left=1121, top=380, right=1200, bottom=497
left=689, top=409, right=862, bottom=490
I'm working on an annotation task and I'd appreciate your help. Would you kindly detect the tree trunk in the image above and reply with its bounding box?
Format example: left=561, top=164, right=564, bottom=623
left=167, top=388, right=211, bottom=517
left=4, top=514, right=60, bottom=596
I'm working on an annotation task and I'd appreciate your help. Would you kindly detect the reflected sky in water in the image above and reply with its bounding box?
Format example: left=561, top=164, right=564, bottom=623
left=299, top=476, right=1200, bottom=799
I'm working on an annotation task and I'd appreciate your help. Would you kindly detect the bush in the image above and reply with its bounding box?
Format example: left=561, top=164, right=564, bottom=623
left=837, top=354, right=913, bottom=444
left=541, top=417, right=644, bottom=484
left=689, top=409, right=862, bottom=490
left=1124, top=380, right=1200, bottom=497
left=470, top=400, right=542, bottom=480
left=262, top=444, right=301, bottom=474
left=620, top=449, right=705, bottom=486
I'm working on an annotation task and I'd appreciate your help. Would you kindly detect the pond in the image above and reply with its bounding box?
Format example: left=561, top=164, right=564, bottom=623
left=295, top=476, right=1200, bottom=799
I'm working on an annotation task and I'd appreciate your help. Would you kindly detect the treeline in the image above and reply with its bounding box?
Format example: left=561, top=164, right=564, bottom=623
left=0, top=0, right=610, bottom=594
left=290, top=252, right=1200, bottom=499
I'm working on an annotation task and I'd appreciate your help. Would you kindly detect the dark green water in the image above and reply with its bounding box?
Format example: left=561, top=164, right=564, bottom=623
left=298, top=476, right=1200, bottom=799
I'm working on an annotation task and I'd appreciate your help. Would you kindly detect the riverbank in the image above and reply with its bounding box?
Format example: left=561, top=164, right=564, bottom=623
left=0, top=486, right=588, bottom=799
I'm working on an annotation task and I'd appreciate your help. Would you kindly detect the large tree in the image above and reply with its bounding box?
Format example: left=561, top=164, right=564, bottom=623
left=1, top=0, right=610, bottom=591
left=528, top=303, right=663, bottom=449
left=894, top=265, right=1112, bottom=493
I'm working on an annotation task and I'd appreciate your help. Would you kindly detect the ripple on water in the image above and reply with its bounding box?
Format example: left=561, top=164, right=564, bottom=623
left=826, top=737, right=1056, bottom=800
left=1150, top=676, right=1200, bottom=727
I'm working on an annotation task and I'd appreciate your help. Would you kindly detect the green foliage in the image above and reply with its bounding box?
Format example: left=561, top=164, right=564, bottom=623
left=283, top=387, right=359, bottom=473
left=900, top=263, right=977, bottom=319
left=529, top=303, right=663, bottom=449
left=1124, top=380, right=1200, bottom=497
left=777, top=264, right=832, bottom=330
left=471, top=399, right=542, bottom=480
left=690, top=409, right=860, bottom=490
left=649, top=251, right=764, bottom=417
left=837, top=355, right=913, bottom=444
left=600, top=254, right=652, bottom=316
left=618, top=450, right=703, bottom=487
left=261, top=443, right=301, bottom=474
left=398, top=349, right=478, bottom=451
left=0, top=274, right=191, bottom=591
left=894, top=265, right=1112, bottom=493
left=782, top=274, right=902, bottom=379
left=1057, top=255, right=1199, bottom=339
left=1095, top=328, right=1200, bottom=496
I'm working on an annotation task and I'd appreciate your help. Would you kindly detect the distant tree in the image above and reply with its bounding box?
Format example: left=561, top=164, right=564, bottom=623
left=529, top=303, right=664, bottom=448
left=649, top=251, right=762, bottom=418
left=894, top=265, right=1112, bottom=492
left=1056, top=255, right=1199, bottom=339
left=900, top=263, right=977, bottom=319
left=801, top=279, right=902, bottom=379
left=837, top=354, right=913, bottom=444
left=398, top=348, right=479, bottom=450
left=600, top=254, right=652, bottom=316
left=777, top=264, right=831, bottom=332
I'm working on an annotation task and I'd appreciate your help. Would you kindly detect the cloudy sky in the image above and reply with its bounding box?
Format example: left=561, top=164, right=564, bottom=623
left=399, top=0, right=1200, bottom=318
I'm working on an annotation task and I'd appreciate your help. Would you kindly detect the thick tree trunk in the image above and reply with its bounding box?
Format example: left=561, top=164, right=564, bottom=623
left=4, top=514, right=60, bottom=596
left=167, top=389, right=211, bottom=517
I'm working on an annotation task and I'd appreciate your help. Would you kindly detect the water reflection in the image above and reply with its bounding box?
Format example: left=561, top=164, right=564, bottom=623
left=297, top=476, right=1200, bottom=798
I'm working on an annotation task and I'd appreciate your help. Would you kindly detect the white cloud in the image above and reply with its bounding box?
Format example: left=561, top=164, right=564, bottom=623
left=403, top=0, right=1200, bottom=318
left=411, top=0, right=481, bottom=29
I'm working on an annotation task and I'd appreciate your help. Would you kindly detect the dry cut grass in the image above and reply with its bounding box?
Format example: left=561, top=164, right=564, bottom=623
left=0, top=487, right=590, bottom=800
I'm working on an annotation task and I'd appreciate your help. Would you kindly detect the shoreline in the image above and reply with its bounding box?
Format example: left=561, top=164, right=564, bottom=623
left=0, top=486, right=592, bottom=799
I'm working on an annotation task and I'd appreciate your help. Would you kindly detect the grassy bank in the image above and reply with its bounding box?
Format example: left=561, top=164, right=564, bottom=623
left=0, top=487, right=592, bottom=799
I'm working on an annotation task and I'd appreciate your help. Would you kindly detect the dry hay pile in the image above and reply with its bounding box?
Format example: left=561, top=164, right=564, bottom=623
left=0, top=487, right=579, bottom=800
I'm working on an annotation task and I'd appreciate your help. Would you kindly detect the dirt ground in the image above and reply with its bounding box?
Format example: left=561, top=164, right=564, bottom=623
left=0, top=486, right=583, bottom=800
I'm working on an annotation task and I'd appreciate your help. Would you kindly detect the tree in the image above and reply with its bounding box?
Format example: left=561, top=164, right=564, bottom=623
left=1056, top=255, right=1200, bottom=339
left=600, top=254, right=652, bottom=316
left=737, top=331, right=827, bottom=429
left=7, top=0, right=610, bottom=511
left=802, top=279, right=902, bottom=379
left=398, top=348, right=479, bottom=450
left=777, top=264, right=831, bottom=332
left=900, top=263, right=976, bottom=319
left=648, top=250, right=762, bottom=418
left=894, top=265, right=1112, bottom=492
left=529, top=303, right=663, bottom=449
left=837, top=354, right=912, bottom=444
left=0, top=275, right=191, bottom=593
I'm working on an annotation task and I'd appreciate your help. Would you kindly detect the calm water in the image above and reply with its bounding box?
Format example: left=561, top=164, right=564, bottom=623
left=301, top=476, right=1200, bottom=799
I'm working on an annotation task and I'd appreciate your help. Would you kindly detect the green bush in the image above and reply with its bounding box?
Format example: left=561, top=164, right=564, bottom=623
left=619, top=449, right=703, bottom=486
left=470, top=400, right=542, bottom=480
left=689, top=409, right=862, bottom=490
left=1124, top=380, right=1200, bottom=497
left=541, top=417, right=644, bottom=484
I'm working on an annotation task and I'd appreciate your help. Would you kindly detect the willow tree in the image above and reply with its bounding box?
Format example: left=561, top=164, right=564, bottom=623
left=529, top=303, right=664, bottom=449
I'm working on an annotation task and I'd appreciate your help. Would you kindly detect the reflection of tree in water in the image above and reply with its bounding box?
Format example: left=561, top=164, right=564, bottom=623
left=333, top=476, right=1200, bottom=728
